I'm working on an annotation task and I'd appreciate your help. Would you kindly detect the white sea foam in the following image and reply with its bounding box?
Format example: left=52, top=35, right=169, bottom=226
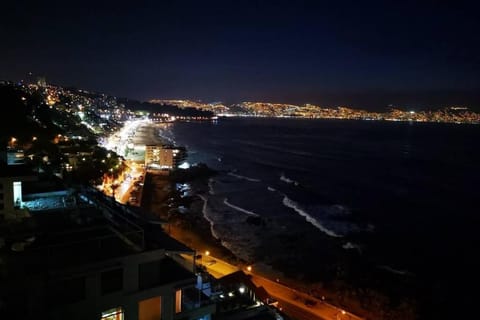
left=156, top=126, right=176, bottom=145
left=377, top=265, right=414, bottom=276
left=342, top=242, right=356, bottom=249
left=331, top=204, right=351, bottom=215
left=198, top=194, right=220, bottom=239
left=223, top=198, right=260, bottom=217
left=267, top=186, right=276, bottom=192
left=228, top=172, right=261, bottom=182
left=280, top=173, right=299, bottom=186
left=208, top=178, right=215, bottom=195
left=282, top=195, right=342, bottom=238
left=342, top=242, right=362, bottom=253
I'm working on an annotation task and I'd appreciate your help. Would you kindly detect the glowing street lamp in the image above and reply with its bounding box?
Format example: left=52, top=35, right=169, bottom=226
left=205, top=250, right=210, bottom=256
left=10, top=137, right=17, bottom=148
left=336, top=310, right=348, bottom=320
left=246, top=266, right=252, bottom=272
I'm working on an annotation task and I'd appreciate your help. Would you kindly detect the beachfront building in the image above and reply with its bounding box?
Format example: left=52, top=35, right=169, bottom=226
left=145, top=144, right=186, bottom=172
left=0, top=194, right=216, bottom=320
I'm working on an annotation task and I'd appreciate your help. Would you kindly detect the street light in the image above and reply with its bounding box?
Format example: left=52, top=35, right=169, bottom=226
left=246, top=266, right=252, bottom=272
left=336, top=310, right=349, bottom=320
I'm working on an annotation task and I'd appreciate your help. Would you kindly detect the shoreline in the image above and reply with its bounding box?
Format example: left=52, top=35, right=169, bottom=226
left=141, top=169, right=372, bottom=315
left=141, top=169, right=245, bottom=267
left=137, top=113, right=420, bottom=318
left=141, top=163, right=417, bottom=320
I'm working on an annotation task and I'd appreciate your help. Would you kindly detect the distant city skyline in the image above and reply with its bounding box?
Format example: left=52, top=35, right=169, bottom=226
left=1, top=1, right=479, bottom=110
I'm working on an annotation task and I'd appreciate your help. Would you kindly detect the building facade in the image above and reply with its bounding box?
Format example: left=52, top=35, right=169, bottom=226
left=145, top=145, right=185, bottom=171
left=0, top=204, right=215, bottom=320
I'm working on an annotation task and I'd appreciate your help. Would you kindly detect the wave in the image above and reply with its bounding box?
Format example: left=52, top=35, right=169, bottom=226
left=155, top=126, right=176, bottom=145
left=377, top=265, right=414, bottom=276
left=208, top=178, right=215, bottom=195
left=253, top=158, right=310, bottom=173
left=224, top=198, right=260, bottom=217
left=233, top=139, right=314, bottom=157
left=342, top=242, right=362, bottom=253
left=282, top=195, right=342, bottom=238
left=198, top=194, right=220, bottom=239
left=280, top=173, right=299, bottom=186
left=228, top=172, right=261, bottom=182
left=267, top=186, right=276, bottom=192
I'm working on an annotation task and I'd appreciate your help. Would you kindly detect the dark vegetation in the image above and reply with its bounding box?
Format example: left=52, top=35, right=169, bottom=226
left=118, top=97, right=214, bottom=118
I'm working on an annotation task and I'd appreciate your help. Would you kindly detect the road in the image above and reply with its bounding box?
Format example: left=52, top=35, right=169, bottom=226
left=102, top=120, right=363, bottom=320
left=182, top=253, right=363, bottom=320
left=250, top=272, right=359, bottom=320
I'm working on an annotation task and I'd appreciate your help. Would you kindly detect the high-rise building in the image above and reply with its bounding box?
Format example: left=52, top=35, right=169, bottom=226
left=145, top=145, right=185, bottom=171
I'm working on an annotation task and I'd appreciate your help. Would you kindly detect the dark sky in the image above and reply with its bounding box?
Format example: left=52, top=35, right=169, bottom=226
left=1, top=0, right=479, bottom=109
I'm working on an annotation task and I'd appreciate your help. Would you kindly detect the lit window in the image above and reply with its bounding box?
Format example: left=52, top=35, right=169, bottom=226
left=101, top=307, right=123, bottom=320
left=175, top=289, right=182, bottom=313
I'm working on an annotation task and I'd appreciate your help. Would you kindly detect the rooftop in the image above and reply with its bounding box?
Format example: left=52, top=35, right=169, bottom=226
left=1, top=210, right=141, bottom=276
left=0, top=161, right=36, bottom=178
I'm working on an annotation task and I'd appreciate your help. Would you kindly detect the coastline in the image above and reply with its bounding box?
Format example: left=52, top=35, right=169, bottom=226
left=140, top=122, right=421, bottom=319
left=141, top=167, right=420, bottom=320
left=142, top=167, right=363, bottom=312
left=141, top=169, right=244, bottom=266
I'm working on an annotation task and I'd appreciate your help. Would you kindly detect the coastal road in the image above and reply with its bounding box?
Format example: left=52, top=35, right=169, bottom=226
left=185, top=253, right=363, bottom=320
left=249, top=272, right=361, bottom=320
left=104, top=120, right=363, bottom=320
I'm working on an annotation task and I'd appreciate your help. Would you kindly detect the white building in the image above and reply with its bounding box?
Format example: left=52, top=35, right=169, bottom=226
left=145, top=145, right=184, bottom=171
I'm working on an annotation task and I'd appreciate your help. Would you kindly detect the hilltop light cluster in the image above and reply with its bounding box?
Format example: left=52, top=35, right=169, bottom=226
left=150, top=99, right=480, bottom=124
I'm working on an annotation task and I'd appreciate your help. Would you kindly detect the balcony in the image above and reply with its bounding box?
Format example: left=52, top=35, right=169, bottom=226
left=175, top=286, right=216, bottom=320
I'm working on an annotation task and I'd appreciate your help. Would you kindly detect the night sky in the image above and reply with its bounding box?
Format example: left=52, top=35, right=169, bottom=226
left=1, top=0, right=479, bottom=109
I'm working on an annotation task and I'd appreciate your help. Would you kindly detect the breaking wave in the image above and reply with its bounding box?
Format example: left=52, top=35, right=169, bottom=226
left=224, top=198, right=260, bottom=217
left=282, top=195, right=343, bottom=238
left=228, top=172, right=261, bottom=182
left=280, top=173, right=299, bottom=186
left=198, top=194, right=220, bottom=239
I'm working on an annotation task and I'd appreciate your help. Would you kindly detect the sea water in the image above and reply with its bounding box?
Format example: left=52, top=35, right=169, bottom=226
left=158, top=117, right=480, bottom=314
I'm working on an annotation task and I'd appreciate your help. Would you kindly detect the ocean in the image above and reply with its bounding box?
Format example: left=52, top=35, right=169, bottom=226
left=158, top=117, right=480, bottom=316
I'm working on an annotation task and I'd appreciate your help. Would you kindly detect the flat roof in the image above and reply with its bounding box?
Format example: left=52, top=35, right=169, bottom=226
left=1, top=209, right=140, bottom=275
left=4, top=226, right=139, bottom=275
left=0, top=162, right=36, bottom=178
